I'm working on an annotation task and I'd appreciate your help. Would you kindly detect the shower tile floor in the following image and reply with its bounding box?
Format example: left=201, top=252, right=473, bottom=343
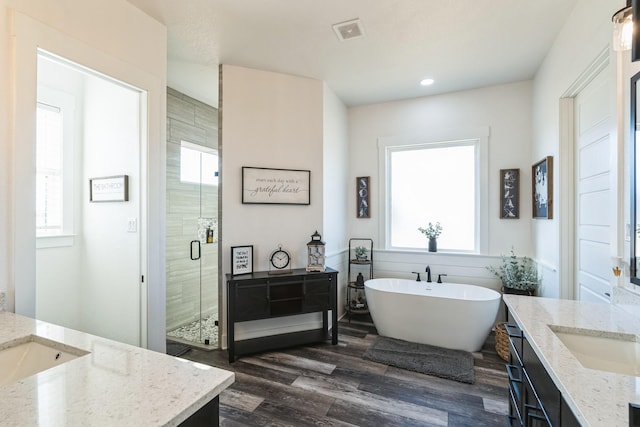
left=167, top=315, right=219, bottom=350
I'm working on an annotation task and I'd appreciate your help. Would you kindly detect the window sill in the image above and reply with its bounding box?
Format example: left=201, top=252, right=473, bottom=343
left=36, top=234, right=75, bottom=249
left=384, top=248, right=482, bottom=256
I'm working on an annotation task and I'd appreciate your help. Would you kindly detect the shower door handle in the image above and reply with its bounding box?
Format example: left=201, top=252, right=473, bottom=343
left=190, top=240, right=201, bottom=260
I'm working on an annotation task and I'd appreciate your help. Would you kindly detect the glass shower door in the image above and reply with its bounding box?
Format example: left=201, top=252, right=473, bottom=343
left=166, top=140, right=219, bottom=349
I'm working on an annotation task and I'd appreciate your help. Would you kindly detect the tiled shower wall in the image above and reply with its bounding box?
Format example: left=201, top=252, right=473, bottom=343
left=166, top=87, right=219, bottom=332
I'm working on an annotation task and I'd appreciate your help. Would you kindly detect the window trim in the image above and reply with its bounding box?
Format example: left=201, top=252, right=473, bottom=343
left=377, top=126, right=489, bottom=254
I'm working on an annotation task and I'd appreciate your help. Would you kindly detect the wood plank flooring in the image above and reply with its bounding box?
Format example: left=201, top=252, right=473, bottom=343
left=181, top=320, right=509, bottom=426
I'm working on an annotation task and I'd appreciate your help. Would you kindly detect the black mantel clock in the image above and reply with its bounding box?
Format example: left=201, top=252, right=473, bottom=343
left=268, top=244, right=292, bottom=275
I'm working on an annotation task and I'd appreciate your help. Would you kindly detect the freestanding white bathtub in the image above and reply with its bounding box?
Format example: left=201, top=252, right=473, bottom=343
left=364, top=278, right=501, bottom=352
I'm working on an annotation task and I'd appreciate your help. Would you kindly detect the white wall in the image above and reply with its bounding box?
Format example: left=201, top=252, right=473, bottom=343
left=0, top=0, right=167, bottom=351
left=322, top=83, right=349, bottom=317
left=531, top=0, right=620, bottom=297
left=220, top=65, right=324, bottom=345
left=348, top=81, right=533, bottom=257
left=81, top=75, right=141, bottom=345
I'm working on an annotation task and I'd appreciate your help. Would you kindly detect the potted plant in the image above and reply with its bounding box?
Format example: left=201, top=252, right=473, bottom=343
left=355, top=246, right=368, bottom=261
left=418, top=222, right=442, bottom=252
left=487, top=248, right=539, bottom=296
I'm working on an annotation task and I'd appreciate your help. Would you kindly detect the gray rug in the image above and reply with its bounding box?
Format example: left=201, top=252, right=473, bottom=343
left=363, top=336, right=474, bottom=384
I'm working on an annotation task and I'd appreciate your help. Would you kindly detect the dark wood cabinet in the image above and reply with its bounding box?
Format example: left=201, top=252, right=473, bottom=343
left=506, top=312, right=579, bottom=427
left=227, top=268, right=338, bottom=362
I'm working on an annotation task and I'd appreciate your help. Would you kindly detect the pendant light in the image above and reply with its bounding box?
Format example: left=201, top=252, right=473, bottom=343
left=613, top=0, right=633, bottom=51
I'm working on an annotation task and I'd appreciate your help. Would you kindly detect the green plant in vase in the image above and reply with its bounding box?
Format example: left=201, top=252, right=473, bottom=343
left=487, top=248, right=539, bottom=295
left=355, top=246, right=368, bottom=261
left=418, top=222, right=442, bottom=252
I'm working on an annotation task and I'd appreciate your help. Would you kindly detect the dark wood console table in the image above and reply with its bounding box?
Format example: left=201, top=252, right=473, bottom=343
left=226, top=267, right=338, bottom=362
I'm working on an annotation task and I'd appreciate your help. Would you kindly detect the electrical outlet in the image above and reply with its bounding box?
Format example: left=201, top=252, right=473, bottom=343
left=127, top=218, right=137, bottom=233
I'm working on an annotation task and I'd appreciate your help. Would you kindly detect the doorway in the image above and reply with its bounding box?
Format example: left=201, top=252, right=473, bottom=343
left=166, top=89, right=219, bottom=349
left=559, top=48, right=617, bottom=302
left=35, top=51, right=145, bottom=346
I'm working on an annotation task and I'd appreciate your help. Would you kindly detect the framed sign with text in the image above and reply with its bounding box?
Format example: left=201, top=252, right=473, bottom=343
left=356, top=176, right=370, bottom=218
left=499, top=169, right=519, bottom=219
left=89, top=175, right=129, bottom=202
left=231, top=245, right=253, bottom=275
left=242, top=167, right=310, bottom=205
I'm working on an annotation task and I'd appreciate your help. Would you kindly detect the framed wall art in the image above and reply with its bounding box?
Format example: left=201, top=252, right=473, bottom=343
left=89, top=175, right=129, bottom=202
left=532, top=156, right=553, bottom=219
left=499, top=169, right=519, bottom=219
left=231, top=245, right=253, bottom=275
left=242, top=167, right=310, bottom=205
left=356, top=176, right=370, bottom=218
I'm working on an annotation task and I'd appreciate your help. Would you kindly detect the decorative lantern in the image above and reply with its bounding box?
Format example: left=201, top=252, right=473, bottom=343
left=306, top=230, right=326, bottom=272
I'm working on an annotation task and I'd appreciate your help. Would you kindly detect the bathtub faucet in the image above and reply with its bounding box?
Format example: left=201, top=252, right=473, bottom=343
left=437, top=273, right=448, bottom=283
left=425, top=265, right=432, bottom=283
left=411, top=271, right=422, bottom=281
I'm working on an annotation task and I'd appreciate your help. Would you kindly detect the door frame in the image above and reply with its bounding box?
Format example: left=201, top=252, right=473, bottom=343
left=558, top=47, right=619, bottom=300
left=11, top=11, right=165, bottom=350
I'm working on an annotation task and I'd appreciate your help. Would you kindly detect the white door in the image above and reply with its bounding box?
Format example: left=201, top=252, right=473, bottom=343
left=574, top=64, right=616, bottom=303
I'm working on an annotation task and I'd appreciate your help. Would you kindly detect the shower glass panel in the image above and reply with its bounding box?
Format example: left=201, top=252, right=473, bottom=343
left=166, top=89, right=219, bottom=350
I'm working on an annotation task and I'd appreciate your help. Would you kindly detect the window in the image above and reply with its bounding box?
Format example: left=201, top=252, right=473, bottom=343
left=36, top=102, right=64, bottom=235
left=379, top=129, right=489, bottom=253
left=180, top=141, right=218, bottom=186
left=36, top=82, right=75, bottom=243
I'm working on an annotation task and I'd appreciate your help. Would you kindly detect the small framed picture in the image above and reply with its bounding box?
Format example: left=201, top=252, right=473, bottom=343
left=90, top=175, right=129, bottom=202
left=532, top=156, right=553, bottom=219
left=499, top=169, right=519, bottom=219
left=231, top=245, right=253, bottom=275
left=356, top=176, right=370, bottom=218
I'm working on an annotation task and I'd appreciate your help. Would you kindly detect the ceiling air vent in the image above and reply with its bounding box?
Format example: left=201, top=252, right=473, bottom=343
left=332, top=18, right=364, bottom=41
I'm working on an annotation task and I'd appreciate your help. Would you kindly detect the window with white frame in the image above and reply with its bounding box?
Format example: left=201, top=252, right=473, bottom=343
left=36, top=84, right=75, bottom=242
left=36, top=102, right=64, bottom=235
left=180, top=141, right=219, bottom=186
left=380, top=131, right=488, bottom=253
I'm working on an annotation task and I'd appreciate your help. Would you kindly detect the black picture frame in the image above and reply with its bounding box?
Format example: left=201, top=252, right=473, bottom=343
left=241, top=167, right=310, bottom=205
left=532, top=156, right=553, bottom=219
left=499, top=169, right=519, bottom=219
left=231, top=245, right=253, bottom=275
left=356, top=176, right=370, bottom=218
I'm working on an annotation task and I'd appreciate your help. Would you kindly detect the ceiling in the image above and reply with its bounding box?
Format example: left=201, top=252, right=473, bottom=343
left=127, top=0, right=580, bottom=108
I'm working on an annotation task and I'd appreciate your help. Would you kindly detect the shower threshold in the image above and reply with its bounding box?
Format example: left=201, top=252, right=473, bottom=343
left=167, top=315, right=219, bottom=351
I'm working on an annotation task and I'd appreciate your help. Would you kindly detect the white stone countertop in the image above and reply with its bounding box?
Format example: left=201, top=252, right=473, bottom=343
left=504, top=295, right=640, bottom=427
left=0, top=312, right=234, bottom=426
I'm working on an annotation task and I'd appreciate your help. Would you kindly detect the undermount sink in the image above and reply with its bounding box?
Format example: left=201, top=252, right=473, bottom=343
left=550, top=325, right=640, bottom=376
left=0, top=335, right=89, bottom=386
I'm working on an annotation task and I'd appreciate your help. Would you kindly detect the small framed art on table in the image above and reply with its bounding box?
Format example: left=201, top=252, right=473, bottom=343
left=231, top=245, right=253, bottom=275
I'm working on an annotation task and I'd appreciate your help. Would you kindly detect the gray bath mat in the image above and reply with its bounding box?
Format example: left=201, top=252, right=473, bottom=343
left=363, top=336, right=474, bottom=384
left=166, top=340, right=191, bottom=357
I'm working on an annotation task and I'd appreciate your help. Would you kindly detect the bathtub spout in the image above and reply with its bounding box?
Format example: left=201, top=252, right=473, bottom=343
left=425, top=266, right=432, bottom=283
left=411, top=272, right=422, bottom=281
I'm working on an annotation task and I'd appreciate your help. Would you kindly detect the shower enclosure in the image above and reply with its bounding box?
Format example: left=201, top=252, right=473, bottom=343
left=166, top=88, right=219, bottom=349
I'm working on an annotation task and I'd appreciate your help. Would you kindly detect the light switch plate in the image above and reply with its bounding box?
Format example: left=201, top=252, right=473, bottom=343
left=127, top=218, right=137, bottom=233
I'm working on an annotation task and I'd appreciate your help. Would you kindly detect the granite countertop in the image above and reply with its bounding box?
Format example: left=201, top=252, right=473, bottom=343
left=0, top=312, right=234, bottom=426
left=504, top=294, right=640, bottom=427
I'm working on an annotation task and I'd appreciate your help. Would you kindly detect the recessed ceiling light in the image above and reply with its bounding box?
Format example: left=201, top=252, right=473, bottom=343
left=420, top=78, right=435, bottom=86
left=332, top=18, right=365, bottom=41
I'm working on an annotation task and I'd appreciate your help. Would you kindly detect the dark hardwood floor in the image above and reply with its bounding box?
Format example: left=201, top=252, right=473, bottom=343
left=181, top=319, right=508, bottom=426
